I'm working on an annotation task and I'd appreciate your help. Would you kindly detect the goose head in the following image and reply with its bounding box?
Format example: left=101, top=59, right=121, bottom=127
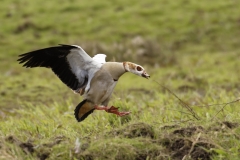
left=123, top=62, right=150, bottom=79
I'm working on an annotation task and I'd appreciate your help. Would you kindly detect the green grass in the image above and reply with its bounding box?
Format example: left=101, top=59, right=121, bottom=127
left=0, top=0, right=240, bottom=159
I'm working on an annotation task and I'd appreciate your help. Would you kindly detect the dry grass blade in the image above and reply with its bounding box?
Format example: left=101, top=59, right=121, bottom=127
left=182, top=132, right=202, bottom=160
left=153, top=80, right=200, bottom=120
left=211, top=99, right=240, bottom=121
left=194, top=99, right=240, bottom=108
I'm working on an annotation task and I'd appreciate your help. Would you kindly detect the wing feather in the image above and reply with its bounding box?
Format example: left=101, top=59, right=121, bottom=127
left=18, top=44, right=99, bottom=91
left=92, top=54, right=106, bottom=64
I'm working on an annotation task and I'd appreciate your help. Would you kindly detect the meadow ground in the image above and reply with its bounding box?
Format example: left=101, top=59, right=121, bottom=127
left=0, top=0, right=240, bottom=159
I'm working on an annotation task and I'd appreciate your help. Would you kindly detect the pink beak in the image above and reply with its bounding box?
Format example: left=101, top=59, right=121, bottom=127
left=142, top=72, right=150, bottom=79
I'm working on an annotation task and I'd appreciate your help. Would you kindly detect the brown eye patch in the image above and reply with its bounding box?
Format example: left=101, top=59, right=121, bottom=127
left=136, top=66, right=143, bottom=71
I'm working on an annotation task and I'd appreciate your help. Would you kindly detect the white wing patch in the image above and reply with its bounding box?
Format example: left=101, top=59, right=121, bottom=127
left=92, top=54, right=106, bottom=64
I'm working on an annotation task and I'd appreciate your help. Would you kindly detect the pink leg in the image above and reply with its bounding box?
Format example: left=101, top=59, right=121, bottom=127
left=94, top=106, right=109, bottom=111
left=94, top=106, right=130, bottom=117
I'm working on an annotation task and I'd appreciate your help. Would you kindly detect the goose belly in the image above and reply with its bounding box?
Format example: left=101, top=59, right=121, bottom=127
left=85, top=80, right=117, bottom=105
left=99, top=81, right=117, bottom=103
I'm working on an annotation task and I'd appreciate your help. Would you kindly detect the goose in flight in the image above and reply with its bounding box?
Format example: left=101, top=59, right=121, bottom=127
left=18, top=44, right=150, bottom=122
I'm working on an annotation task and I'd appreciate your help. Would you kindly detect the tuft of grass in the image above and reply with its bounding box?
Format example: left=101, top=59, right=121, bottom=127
left=75, top=137, right=165, bottom=160
left=1, top=0, right=240, bottom=159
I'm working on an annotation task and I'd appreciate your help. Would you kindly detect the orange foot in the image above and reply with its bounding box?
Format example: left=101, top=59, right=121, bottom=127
left=94, top=106, right=130, bottom=117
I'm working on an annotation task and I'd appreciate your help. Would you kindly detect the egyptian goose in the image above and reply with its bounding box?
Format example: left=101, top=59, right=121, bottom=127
left=18, top=44, right=150, bottom=122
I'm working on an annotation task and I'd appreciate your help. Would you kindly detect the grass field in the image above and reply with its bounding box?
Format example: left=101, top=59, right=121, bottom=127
left=0, top=0, right=240, bottom=159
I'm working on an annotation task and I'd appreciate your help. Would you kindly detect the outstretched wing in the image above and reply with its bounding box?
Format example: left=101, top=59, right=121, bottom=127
left=17, top=44, right=101, bottom=91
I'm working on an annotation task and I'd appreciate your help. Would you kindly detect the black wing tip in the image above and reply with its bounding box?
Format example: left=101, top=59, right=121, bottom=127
left=16, top=45, right=70, bottom=67
left=18, top=52, right=31, bottom=57
left=74, top=99, right=95, bottom=122
left=17, top=44, right=78, bottom=59
left=17, top=56, right=26, bottom=62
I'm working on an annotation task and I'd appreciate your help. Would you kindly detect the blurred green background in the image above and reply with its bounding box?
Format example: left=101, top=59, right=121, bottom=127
left=0, top=0, right=240, bottom=159
left=1, top=0, right=240, bottom=61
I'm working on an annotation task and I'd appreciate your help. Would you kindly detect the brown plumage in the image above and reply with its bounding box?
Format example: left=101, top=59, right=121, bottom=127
left=18, top=44, right=150, bottom=122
